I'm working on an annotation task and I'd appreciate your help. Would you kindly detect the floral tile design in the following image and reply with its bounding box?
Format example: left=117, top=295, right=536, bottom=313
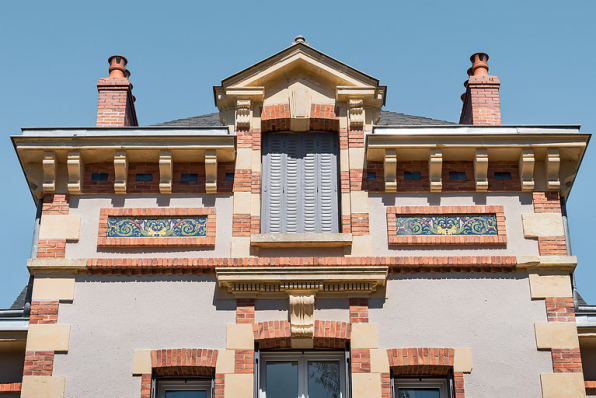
left=107, top=217, right=208, bottom=238
left=395, top=215, right=497, bottom=236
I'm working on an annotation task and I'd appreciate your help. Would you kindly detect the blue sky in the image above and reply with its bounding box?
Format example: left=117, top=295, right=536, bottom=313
left=0, top=0, right=595, bottom=306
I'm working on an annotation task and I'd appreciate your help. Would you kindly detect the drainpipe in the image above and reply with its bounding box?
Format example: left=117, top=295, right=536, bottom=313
left=560, top=197, right=578, bottom=310
left=23, top=197, right=43, bottom=316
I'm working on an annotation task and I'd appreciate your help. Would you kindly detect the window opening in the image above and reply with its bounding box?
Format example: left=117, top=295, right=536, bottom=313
left=225, top=173, right=235, bottom=181
left=136, top=173, right=153, bottom=182
left=181, top=173, right=199, bottom=182
left=91, top=173, right=109, bottom=182
left=367, top=172, right=377, bottom=180
left=157, top=379, right=212, bottom=398
left=404, top=171, right=421, bottom=180
left=494, top=172, right=512, bottom=180
left=448, top=172, right=466, bottom=180
left=394, top=378, right=448, bottom=398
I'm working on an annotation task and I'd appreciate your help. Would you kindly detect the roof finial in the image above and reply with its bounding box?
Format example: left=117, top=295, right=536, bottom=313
left=293, top=35, right=307, bottom=45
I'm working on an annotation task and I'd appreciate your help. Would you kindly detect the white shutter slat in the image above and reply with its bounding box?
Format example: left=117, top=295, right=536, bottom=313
left=302, top=134, right=318, bottom=233
left=284, top=134, right=301, bottom=233
left=318, top=134, right=337, bottom=233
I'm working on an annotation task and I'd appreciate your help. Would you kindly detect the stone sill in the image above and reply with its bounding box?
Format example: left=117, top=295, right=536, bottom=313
left=250, top=233, right=353, bottom=248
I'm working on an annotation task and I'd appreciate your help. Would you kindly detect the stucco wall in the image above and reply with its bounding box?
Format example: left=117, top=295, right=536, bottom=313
left=54, top=276, right=235, bottom=398
left=371, top=273, right=551, bottom=398
left=65, top=195, right=233, bottom=258
left=369, top=192, right=539, bottom=257
left=0, top=349, right=25, bottom=383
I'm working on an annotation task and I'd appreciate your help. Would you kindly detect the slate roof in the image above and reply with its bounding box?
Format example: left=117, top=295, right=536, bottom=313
left=9, top=286, right=28, bottom=310
left=151, top=110, right=455, bottom=127
left=577, top=292, right=589, bottom=306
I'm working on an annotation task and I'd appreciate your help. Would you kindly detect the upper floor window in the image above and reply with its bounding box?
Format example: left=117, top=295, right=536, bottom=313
left=394, top=378, right=448, bottom=398
left=261, top=132, right=339, bottom=234
left=158, top=379, right=212, bottom=398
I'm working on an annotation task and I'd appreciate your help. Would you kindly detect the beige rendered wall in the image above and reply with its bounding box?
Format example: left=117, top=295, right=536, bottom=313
left=53, top=276, right=236, bottom=398
left=371, top=273, right=551, bottom=398
left=369, top=192, right=539, bottom=257
left=65, top=195, right=233, bottom=258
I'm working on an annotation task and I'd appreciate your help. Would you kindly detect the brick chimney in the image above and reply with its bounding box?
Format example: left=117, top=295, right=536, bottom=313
left=96, top=55, right=138, bottom=127
left=459, top=53, right=501, bottom=125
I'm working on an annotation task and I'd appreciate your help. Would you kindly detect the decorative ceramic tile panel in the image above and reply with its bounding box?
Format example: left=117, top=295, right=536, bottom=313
left=108, top=217, right=208, bottom=238
left=387, top=206, right=506, bottom=245
left=395, top=215, right=497, bottom=236
left=98, top=208, right=215, bottom=247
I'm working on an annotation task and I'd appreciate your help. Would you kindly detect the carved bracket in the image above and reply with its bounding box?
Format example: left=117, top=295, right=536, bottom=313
left=67, top=151, right=82, bottom=195
left=519, top=149, right=535, bottom=192
left=159, top=150, right=173, bottom=194
left=546, top=149, right=560, bottom=191
left=289, top=88, right=311, bottom=132
left=474, top=149, right=489, bottom=192
left=349, top=99, right=364, bottom=130
left=429, top=149, right=443, bottom=192
left=384, top=149, right=397, bottom=192
left=236, top=99, right=251, bottom=130
left=289, top=294, right=315, bottom=342
left=205, top=150, right=218, bottom=194
left=42, top=152, right=56, bottom=194
left=114, top=151, right=128, bottom=194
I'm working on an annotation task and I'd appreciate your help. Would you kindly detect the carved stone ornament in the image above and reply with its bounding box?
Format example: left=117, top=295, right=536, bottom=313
left=474, top=149, right=489, bottom=192
left=546, top=149, right=560, bottom=191
left=289, top=294, right=315, bottom=340
left=113, top=151, right=128, bottom=194
left=159, top=150, right=172, bottom=194
left=429, top=149, right=443, bottom=192
left=42, top=152, right=57, bottom=194
left=204, top=150, right=218, bottom=194
left=349, top=99, right=364, bottom=129
left=384, top=149, right=397, bottom=192
left=236, top=99, right=251, bottom=130
left=519, top=149, right=535, bottom=192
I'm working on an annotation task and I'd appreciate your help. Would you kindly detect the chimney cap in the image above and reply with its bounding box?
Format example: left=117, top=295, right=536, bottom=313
left=107, top=55, right=128, bottom=78
left=470, top=52, right=489, bottom=76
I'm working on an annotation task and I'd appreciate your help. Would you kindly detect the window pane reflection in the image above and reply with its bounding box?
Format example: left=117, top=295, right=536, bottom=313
left=266, top=361, right=298, bottom=398
left=398, top=388, right=441, bottom=398
left=307, top=361, right=340, bottom=398
left=165, top=391, right=207, bottom=398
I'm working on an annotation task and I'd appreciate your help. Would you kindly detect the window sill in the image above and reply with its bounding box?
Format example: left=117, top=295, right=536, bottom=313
left=250, top=233, right=353, bottom=248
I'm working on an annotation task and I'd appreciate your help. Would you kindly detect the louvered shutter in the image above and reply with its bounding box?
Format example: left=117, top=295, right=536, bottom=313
left=262, top=132, right=339, bottom=234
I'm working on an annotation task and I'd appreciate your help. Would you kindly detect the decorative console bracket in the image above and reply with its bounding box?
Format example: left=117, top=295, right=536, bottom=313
left=384, top=149, right=397, bottom=192
left=289, top=294, right=315, bottom=348
left=236, top=99, right=251, bottom=131
left=474, top=149, right=488, bottom=192
left=42, top=151, right=56, bottom=194
left=159, top=150, right=173, bottom=194
left=114, top=151, right=128, bottom=194
left=429, top=149, right=443, bottom=192
left=205, top=150, right=218, bottom=194
left=67, top=151, right=82, bottom=195
left=519, top=149, right=535, bottom=192
left=349, top=99, right=364, bottom=130
left=546, top=149, right=560, bottom=191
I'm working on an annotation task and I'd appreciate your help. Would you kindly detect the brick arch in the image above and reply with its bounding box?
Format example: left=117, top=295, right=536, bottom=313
left=151, top=348, right=218, bottom=377
left=253, top=320, right=351, bottom=349
left=260, top=104, right=340, bottom=133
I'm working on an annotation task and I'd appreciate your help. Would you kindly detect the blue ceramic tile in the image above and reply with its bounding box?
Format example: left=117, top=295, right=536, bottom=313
left=395, top=215, right=497, bottom=236
left=107, top=217, right=208, bottom=238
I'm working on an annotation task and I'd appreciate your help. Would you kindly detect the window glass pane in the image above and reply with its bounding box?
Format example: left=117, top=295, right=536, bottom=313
left=404, top=171, right=421, bottom=180
left=308, top=361, right=340, bottom=398
left=397, top=388, right=441, bottom=398
left=266, top=361, right=298, bottom=398
left=165, top=391, right=207, bottom=398
left=448, top=171, right=466, bottom=180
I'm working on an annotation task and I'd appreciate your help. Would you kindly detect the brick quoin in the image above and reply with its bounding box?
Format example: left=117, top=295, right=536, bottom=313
left=533, top=192, right=562, bottom=213
left=351, top=349, right=371, bottom=373
left=232, top=214, right=251, bottom=237
left=236, top=298, right=255, bottom=324
left=545, top=298, right=576, bottom=322
left=349, top=298, right=369, bottom=323
left=233, top=169, right=252, bottom=192
left=235, top=350, right=254, bottom=373
left=42, top=194, right=69, bottom=215
left=36, top=239, right=66, bottom=259
left=552, top=348, right=583, bottom=373
left=23, top=351, right=54, bottom=376
left=350, top=213, right=370, bottom=236
left=29, top=300, right=58, bottom=324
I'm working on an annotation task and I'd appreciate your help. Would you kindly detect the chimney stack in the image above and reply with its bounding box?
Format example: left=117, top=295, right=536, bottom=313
left=459, top=53, right=501, bottom=125
left=96, top=55, right=138, bottom=127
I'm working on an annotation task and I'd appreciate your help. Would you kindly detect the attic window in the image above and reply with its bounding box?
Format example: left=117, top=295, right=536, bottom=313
left=181, top=173, right=199, bottom=183
left=91, top=173, right=109, bottom=182
left=404, top=171, right=421, bottom=180
left=449, top=172, right=466, bottom=180
left=367, top=172, right=377, bottom=180
left=494, top=172, right=512, bottom=180
left=225, top=173, right=235, bottom=181
left=136, top=174, right=153, bottom=182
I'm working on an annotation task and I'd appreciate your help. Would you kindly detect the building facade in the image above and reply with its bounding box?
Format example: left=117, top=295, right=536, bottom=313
left=0, top=37, right=594, bottom=397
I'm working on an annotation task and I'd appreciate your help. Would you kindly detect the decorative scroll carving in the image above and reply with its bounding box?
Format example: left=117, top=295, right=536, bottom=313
left=236, top=99, right=251, bottom=130
left=384, top=149, right=397, bottom=192
left=474, top=149, right=489, bottom=192
left=546, top=149, right=560, bottom=191
left=429, top=149, right=443, bottom=192
left=519, top=149, right=535, bottom=192
left=289, top=294, right=315, bottom=340
left=114, top=151, right=128, bottom=194
left=349, top=99, right=364, bottom=129
left=42, top=152, right=56, bottom=194
left=205, top=150, right=218, bottom=194
left=159, top=150, right=172, bottom=194
left=67, top=151, right=82, bottom=195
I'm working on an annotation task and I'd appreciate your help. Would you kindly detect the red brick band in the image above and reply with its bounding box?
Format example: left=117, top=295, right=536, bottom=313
left=151, top=348, right=217, bottom=377
left=253, top=320, right=350, bottom=349
left=0, top=383, right=22, bottom=393
left=349, top=298, right=369, bottom=323
left=388, top=348, right=454, bottom=376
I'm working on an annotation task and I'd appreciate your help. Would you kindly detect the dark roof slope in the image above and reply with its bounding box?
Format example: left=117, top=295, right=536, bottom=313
left=10, top=286, right=28, bottom=310
left=152, top=110, right=455, bottom=128
left=577, top=292, right=589, bottom=306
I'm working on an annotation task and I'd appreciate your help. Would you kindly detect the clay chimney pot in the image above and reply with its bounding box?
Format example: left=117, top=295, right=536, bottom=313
left=108, top=55, right=128, bottom=78
left=470, top=52, right=489, bottom=76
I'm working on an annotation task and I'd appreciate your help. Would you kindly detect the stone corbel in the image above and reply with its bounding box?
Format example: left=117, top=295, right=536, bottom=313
left=349, top=99, right=364, bottom=130
left=205, top=150, right=218, bottom=194
left=289, top=88, right=311, bottom=132
left=474, top=149, right=489, bottom=192
left=114, top=151, right=128, bottom=194
left=159, top=150, right=173, bottom=194
left=384, top=149, right=397, bottom=192
left=42, top=152, right=56, bottom=194
left=429, top=149, right=442, bottom=192
left=67, top=151, right=82, bottom=195
left=546, top=149, right=560, bottom=191
left=289, top=294, right=315, bottom=349
left=519, top=149, right=535, bottom=192
left=236, top=99, right=251, bottom=131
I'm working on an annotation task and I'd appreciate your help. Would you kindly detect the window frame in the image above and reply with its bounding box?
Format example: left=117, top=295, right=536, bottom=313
left=157, top=379, right=212, bottom=398
left=393, top=378, right=448, bottom=398
left=259, top=351, right=347, bottom=398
